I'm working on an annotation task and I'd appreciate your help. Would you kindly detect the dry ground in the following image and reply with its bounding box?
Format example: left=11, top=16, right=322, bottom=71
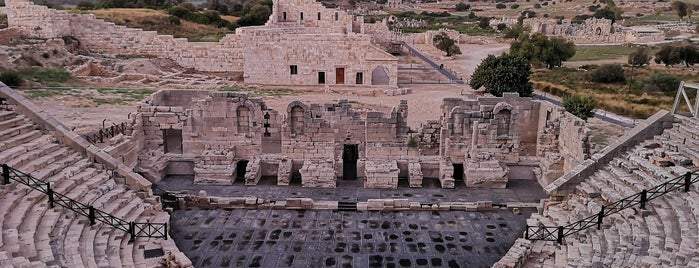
left=23, top=38, right=625, bottom=149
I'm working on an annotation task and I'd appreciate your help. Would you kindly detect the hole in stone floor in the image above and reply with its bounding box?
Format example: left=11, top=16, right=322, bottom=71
left=326, top=257, right=336, bottom=266
left=369, top=255, right=383, bottom=267
left=249, top=255, right=262, bottom=267
left=499, top=223, right=508, bottom=228
left=462, top=245, right=473, bottom=251
left=447, top=259, right=461, bottom=268
left=431, top=258, right=442, bottom=266
left=364, top=233, right=373, bottom=239
left=486, top=237, right=495, bottom=242
left=390, top=234, right=398, bottom=240
left=487, top=224, right=496, bottom=229
left=416, top=258, right=428, bottom=265
left=435, top=244, right=445, bottom=252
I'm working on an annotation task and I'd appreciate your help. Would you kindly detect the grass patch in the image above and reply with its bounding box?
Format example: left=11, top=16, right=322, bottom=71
left=25, top=87, right=81, bottom=99
left=19, top=68, right=72, bottom=86
left=531, top=66, right=687, bottom=119
left=569, top=45, right=638, bottom=62
left=95, top=87, right=156, bottom=102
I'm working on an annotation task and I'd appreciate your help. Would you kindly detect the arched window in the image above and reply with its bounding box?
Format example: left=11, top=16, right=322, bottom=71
left=237, top=106, right=251, bottom=133
left=495, top=109, right=511, bottom=136
left=290, top=106, right=305, bottom=135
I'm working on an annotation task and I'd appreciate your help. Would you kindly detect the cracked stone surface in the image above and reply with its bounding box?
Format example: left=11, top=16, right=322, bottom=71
left=171, top=209, right=534, bottom=268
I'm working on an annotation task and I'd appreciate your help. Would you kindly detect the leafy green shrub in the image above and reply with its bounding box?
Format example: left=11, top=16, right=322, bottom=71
left=76, top=1, right=94, bottom=10
left=455, top=2, right=470, bottom=11
left=168, top=15, right=181, bottom=25
left=0, top=70, right=23, bottom=87
left=469, top=53, right=532, bottom=97
left=645, top=73, right=681, bottom=93
left=588, top=64, right=625, bottom=83
left=496, top=3, right=506, bottom=9
left=168, top=6, right=191, bottom=18
left=563, top=95, right=598, bottom=120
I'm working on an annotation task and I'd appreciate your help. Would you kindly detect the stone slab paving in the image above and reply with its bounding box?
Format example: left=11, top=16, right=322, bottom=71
left=157, top=166, right=546, bottom=204
left=171, top=208, right=534, bottom=268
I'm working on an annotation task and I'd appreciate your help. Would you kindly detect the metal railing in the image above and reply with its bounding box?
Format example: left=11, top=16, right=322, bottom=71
left=1, top=164, right=167, bottom=240
left=526, top=171, right=699, bottom=244
left=152, top=185, right=185, bottom=210
left=82, top=122, right=129, bottom=144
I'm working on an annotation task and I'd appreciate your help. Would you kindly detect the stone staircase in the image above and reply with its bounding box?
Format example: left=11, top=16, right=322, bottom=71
left=0, top=109, right=188, bottom=267
left=496, top=115, right=699, bottom=267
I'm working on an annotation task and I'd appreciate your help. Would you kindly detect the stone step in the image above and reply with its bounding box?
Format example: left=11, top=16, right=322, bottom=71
left=0, top=110, right=17, bottom=121
left=0, top=123, right=37, bottom=142
left=0, top=134, right=53, bottom=164
left=5, top=143, right=60, bottom=170
left=0, top=130, right=44, bottom=152
left=17, top=146, right=72, bottom=175
left=0, top=114, right=29, bottom=131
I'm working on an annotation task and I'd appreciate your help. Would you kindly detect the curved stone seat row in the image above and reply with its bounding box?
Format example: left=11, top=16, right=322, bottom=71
left=496, top=116, right=699, bottom=267
left=0, top=109, right=188, bottom=267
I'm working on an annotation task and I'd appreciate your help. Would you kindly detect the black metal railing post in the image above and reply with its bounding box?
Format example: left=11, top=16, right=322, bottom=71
left=47, top=182, right=54, bottom=209
left=2, top=164, right=9, bottom=185
left=89, top=206, right=96, bottom=225
left=164, top=223, right=168, bottom=240
left=525, top=227, right=529, bottom=239
left=99, top=130, right=104, bottom=143
left=685, top=172, right=692, bottom=192
left=557, top=226, right=564, bottom=244
left=129, top=222, right=135, bottom=242
left=640, top=190, right=648, bottom=209
left=597, top=206, right=604, bottom=230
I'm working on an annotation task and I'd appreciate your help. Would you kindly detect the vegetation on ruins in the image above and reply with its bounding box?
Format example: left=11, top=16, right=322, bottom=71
left=562, top=94, right=598, bottom=120
left=455, top=2, right=469, bottom=11
left=0, top=13, right=7, bottom=29
left=380, top=11, right=494, bottom=35
left=646, top=73, right=682, bottom=93
left=509, top=32, right=576, bottom=69
left=432, top=33, right=462, bottom=57
left=503, top=24, right=529, bottom=39
left=671, top=1, right=689, bottom=21
left=469, top=53, right=532, bottom=97
left=0, top=70, right=23, bottom=88
left=627, top=47, right=651, bottom=86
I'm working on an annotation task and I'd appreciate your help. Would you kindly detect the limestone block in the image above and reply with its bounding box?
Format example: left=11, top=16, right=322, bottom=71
left=364, top=160, right=399, bottom=189
left=300, top=159, right=336, bottom=188
left=277, top=158, right=292, bottom=185
left=244, top=158, right=262, bottom=185
left=466, top=159, right=508, bottom=189
left=408, top=162, right=423, bottom=187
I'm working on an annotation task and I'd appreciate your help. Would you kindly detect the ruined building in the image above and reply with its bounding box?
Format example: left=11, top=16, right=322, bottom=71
left=524, top=17, right=664, bottom=44
left=3, top=0, right=398, bottom=87
left=95, top=91, right=590, bottom=190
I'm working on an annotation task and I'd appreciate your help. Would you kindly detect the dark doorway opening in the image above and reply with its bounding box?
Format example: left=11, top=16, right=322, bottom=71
left=343, top=144, right=359, bottom=180
left=453, top=163, right=464, bottom=181
left=318, top=72, right=326, bottom=84
left=236, top=160, right=249, bottom=182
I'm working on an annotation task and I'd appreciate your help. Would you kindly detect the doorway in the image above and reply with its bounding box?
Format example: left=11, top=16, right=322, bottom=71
left=453, top=163, right=464, bottom=181
left=336, top=68, right=345, bottom=84
left=342, top=144, right=358, bottom=180
left=236, top=160, right=249, bottom=181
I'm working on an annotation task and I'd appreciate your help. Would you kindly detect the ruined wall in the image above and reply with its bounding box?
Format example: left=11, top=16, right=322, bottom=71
left=268, top=0, right=354, bottom=33
left=238, top=27, right=397, bottom=87
left=536, top=102, right=591, bottom=186
left=524, top=17, right=664, bottom=44
left=439, top=94, right=540, bottom=164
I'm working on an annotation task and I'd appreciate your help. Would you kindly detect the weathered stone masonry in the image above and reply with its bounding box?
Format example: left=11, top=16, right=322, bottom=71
left=128, top=90, right=590, bottom=190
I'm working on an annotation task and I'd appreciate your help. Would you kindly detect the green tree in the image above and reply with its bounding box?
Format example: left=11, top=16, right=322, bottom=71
left=588, top=64, right=625, bottom=83
left=469, top=53, right=532, bottom=97
left=478, top=17, right=491, bottom=29
left=672, top=1, right=689, bottom=20
left=628, top=47, right=651, bottom=89
left=236, top=3, right=271, bottom=26
left=76, top=1, right=95, bottom=10
left=510, top=32, right=576, bottom=68
left=563, top=95, right=598, bottom=120
left=503, top=23, right=530, bottom=39
left=646, top=73, right=681, bottom=93
left=654, top=45, right=684, bottom=67
left=593, top=7, right=622, bottom=23
left=455, top=2, right=470, bottom=11
left=433, top=33, right=462, bottom=56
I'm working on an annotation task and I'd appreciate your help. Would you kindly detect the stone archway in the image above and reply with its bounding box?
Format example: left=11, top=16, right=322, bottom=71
left=371, top=67, right=390, bottom=85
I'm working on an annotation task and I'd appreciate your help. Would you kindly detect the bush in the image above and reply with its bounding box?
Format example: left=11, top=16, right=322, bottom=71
left=646, top=73, right=681, bottom=93
left=496, top=23, right=507, bottom=31
left=511, top=4, right=519, bottom=9
left=0, top=70, right=23, bottom=87
left=167, top=15, right=181, bottom=25
left=563, top=95, right=598, bottom=120
left=76, top=1, right=94, bottom=10
left=469, top=53, right=532, bottom=97
left=588, top=64, right=625, bottom=83
left=455, top=2, right=470, bottom=11
left=496, top=3, right=506, bottom=9
left=168, top=6, right=191, bottom=18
